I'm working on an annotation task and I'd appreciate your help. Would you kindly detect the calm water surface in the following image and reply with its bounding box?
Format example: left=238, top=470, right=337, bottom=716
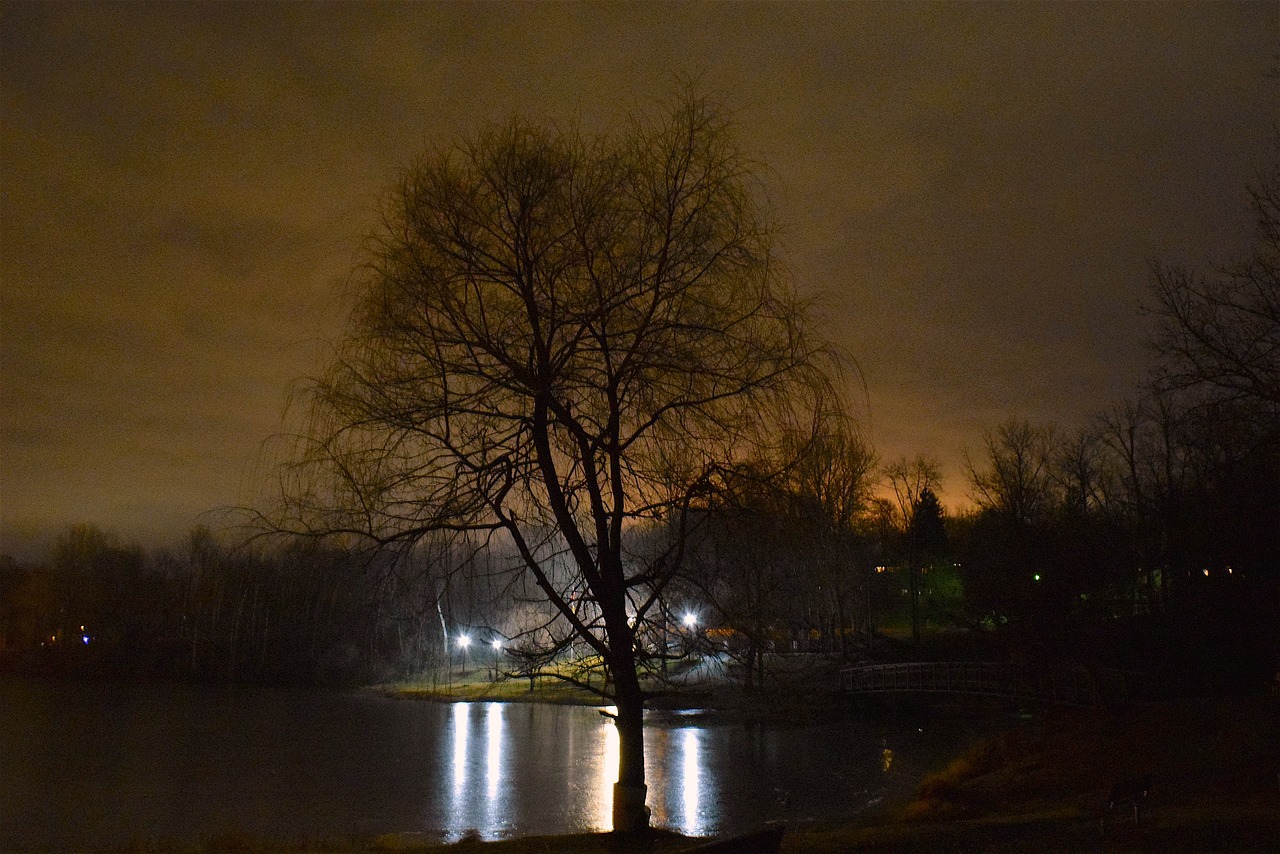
left=0, top=679, right=984, bottom=850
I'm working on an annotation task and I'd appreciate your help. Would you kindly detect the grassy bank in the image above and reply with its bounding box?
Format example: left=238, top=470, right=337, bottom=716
left=785, top=694, right=1280, bottom=851
left=376, top=655, right=853, bottom=724
left=380, top=671, right=610, bottom=706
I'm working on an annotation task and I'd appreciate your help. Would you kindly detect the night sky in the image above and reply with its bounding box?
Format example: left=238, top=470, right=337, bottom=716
left=2, top=2, right=1276, bottom=562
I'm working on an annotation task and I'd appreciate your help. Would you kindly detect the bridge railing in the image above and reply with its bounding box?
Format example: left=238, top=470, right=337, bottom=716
left=838, top=661, right=1160, bottom=706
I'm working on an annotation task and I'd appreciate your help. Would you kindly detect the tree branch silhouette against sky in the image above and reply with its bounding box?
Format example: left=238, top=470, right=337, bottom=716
left=1, top=1, right=1276, bottom=561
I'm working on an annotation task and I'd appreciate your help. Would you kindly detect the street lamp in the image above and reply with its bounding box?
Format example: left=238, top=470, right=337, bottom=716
left=457, top=633, right=471, bottom=677
left=682, top=612, right=698, bottom=628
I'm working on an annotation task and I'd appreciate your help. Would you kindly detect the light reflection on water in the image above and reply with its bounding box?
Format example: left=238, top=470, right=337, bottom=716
left=446, top=702, right=711, bottom=839
left=1, top=681, right=992, bottom=850
left=681, top=728, right=702, bottom=834
left=452, top=702, right=467, bottom=793
left=444, top=702, right=510, bottom=841
left=595, top=707, right=619, bottom=832
left=444, top=701, right=630, bottom=842
left=485, top=702, right=502, bottom=801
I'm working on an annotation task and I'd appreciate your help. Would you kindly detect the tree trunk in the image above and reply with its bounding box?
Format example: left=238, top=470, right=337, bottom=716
left=610, top=651, right=649, bottom=832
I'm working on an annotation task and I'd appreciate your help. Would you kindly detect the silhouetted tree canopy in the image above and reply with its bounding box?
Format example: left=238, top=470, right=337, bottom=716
left=272, top=92, right=839, bottom=831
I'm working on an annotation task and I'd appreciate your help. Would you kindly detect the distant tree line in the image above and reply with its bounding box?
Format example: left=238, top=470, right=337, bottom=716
left=952, top=154, right=1279, bottom=691
left=0, top=524, right=505, bottom=685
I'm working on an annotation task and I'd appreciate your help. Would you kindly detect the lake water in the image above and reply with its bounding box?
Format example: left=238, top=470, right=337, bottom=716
left=0, top=679, right=987, bottom=850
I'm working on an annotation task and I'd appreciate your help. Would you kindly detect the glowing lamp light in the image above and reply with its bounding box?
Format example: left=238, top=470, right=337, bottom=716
left=1033, top=573, right=1041, bottom=582
left=458, top=634, right=471, bottom=649
left=682, top=612, right=697, bottom=628
left=491, top=639, right=502, bottom=651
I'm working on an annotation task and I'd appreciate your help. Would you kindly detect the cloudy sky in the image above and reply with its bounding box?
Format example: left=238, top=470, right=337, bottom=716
left=1, top=1, right=1276, bottom=561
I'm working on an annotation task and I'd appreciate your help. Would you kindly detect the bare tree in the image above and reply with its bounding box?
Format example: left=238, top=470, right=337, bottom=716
left=1149, top=156, right=1280, bottom=410
left=787, top=428, right=878, bottom=656
left=791, top=428, right=878, bottom=531
left=880, top=454, right=945, bottom=642
left=685, top=461, right=805, bottom=690
left=1049, top=427, right=1112, bottom=519
left=684, top=425, right=876, bottom=683
left=965, top=419, right=1055, bottom=525
left=270, top=94, right=834, bottom=831
left=883, top=454, right=943, bottom=531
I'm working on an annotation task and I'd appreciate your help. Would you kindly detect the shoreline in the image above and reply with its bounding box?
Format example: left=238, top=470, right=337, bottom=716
left=789, top=693, right=1280, bottom=852
left=371, top=658, right=911, bottom=726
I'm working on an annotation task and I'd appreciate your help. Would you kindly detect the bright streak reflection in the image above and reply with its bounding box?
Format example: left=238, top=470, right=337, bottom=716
left=596, top=707, right=618, bottom=831
left=452, top=703, right=468, bottom=792
left=447, top=701, right=724, bottom=839
left=485, top=703, right=503, bottom=800
left=681, top=728, right=701, bottom=833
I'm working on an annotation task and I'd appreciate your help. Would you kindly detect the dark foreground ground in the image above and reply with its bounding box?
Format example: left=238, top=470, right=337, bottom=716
left=95, top=692, right=1278, bottom=853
